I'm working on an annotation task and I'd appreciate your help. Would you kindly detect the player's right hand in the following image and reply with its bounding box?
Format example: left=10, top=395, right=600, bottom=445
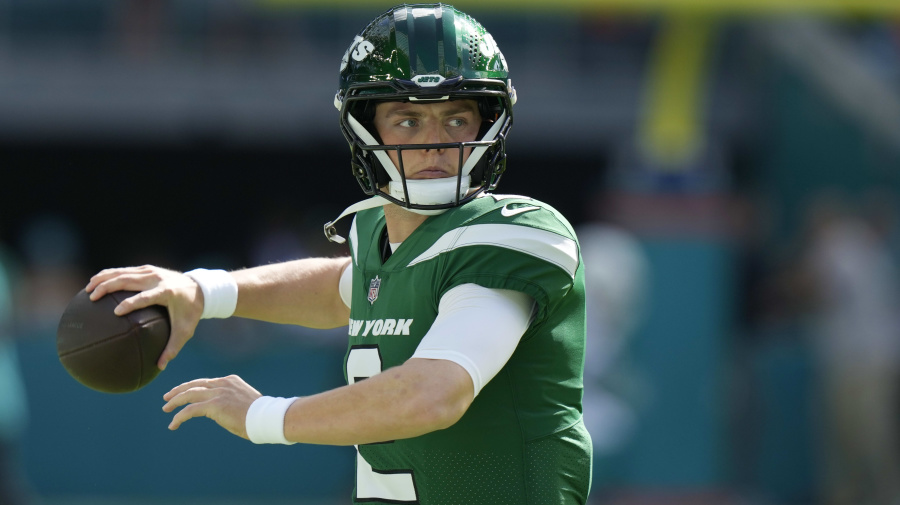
left=85, top=265, right=204, bottom=371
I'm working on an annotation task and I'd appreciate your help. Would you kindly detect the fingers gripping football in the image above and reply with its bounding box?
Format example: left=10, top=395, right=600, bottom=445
left=162, top=375, right=262, bottom=439
left=85, top=265, right=205, bottom=370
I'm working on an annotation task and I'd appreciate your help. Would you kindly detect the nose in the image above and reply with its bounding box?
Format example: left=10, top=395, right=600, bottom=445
left=421, top=122, right=450, bottom=151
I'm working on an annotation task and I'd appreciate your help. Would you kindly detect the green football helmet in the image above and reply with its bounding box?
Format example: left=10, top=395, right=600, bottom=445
left=334, top=3, right=516, bottom=215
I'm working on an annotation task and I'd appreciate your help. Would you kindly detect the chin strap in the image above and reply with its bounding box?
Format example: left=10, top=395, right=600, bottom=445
left=324, top=196, right=390, bottom=244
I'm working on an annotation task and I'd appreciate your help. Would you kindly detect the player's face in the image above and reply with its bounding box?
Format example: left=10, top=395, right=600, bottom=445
left=373, top=100, right=481, bottom=180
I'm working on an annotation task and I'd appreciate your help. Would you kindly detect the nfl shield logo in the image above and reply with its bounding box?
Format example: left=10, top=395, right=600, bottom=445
left=367, top=276, right=381, bottom=305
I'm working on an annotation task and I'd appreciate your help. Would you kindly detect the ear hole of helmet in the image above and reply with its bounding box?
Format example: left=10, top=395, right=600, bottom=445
left=349, top=146, right=377, bottom=195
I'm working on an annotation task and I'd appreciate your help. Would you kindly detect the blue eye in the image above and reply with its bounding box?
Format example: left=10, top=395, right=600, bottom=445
left=399, top=119, right=417, bottom=127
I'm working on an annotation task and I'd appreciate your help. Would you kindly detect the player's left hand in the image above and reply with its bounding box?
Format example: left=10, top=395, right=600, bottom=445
left=162, top=375, right=261, bottom=439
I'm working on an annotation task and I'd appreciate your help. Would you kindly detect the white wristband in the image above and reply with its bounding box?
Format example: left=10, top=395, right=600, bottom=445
left=184, top=268, right=238, bottom=319
left=245, top=396, right=298, bottom=445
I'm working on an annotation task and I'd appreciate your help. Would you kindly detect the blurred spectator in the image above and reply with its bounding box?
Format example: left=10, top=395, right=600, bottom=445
left=17, top=214, right=87, bottom=334
left=0, top=243, right=31, bottom=505
left=577, top=222, right=648, bottom=464
left=861, top=187, right=900, bottom=262
left=802, top=190, right=900, bottom=505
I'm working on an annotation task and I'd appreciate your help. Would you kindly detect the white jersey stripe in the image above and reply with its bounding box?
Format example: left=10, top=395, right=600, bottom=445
left=349, top=216, right=359, bottom=267
left=406, top=223, right=579, bottom=278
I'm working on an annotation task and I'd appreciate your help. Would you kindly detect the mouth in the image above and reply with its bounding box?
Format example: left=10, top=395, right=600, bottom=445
left=409, top=167, right=452, bottom=180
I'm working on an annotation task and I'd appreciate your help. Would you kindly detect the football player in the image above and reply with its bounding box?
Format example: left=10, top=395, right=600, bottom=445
left=87, top=4, right=592, bottom=504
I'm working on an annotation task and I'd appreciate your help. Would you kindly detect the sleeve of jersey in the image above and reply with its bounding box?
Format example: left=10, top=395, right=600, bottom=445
left=338, top=261, right=352, bottom=309
left=425, top=218, right=580, bottom=321
left=411, top=284, right=534, bottom=397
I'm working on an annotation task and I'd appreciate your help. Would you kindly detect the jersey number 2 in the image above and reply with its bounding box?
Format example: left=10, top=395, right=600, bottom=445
left=347, top=346, right=419, bottom=503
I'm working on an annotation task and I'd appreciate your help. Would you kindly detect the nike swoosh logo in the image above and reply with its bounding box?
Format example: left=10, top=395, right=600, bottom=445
left=500, top=204, right=540, bottom=217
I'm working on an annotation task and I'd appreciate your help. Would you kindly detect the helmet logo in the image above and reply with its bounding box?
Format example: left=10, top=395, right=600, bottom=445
left=340, top=36, right=375, bottom=71
left=412, top=74, right=446, bottom=87
left=352, top=40, right=374, bottom=62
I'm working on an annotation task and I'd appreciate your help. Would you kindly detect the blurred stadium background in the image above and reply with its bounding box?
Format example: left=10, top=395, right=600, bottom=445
left=1, top=1, right=900, bottom=504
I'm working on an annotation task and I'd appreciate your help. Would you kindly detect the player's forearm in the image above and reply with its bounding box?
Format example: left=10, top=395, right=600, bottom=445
left=283, top=358, right=474, bottom=446
left=230, top=257, right=350, bottom=328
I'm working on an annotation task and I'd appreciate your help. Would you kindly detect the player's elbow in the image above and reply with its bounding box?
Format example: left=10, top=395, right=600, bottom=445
left=407, top=388, right=471, bottom=432
left=407, top=372, right=473, bottom=432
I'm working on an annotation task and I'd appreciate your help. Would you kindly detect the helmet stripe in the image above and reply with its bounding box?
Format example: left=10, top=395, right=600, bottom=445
left=413, top=6, right=439, bottom=75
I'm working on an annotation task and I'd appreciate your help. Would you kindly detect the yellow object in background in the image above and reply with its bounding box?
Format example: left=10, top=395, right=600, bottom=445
left=638, top=15, right=717, bottom=171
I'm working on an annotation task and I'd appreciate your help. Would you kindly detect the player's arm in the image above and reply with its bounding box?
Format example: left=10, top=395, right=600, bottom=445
left=284, top=285, right=533, bottom=444
left=162, top=284, right=534, bottom=445
left=86, top=258, right=350, bottom=327
left=285, top=357, right=473, bottom=444
left=85, top=257, right=350, bottom=370
left=160, top=357, right=472, bottom=443
left=230, top=257, right=350, bottom=328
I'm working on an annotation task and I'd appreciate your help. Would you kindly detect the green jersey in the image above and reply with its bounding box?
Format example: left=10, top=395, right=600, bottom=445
left=344, top=194, right=591, bottom=504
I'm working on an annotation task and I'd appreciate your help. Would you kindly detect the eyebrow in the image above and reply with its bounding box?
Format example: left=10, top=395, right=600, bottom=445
left=384, top=104, right=478, bottom=119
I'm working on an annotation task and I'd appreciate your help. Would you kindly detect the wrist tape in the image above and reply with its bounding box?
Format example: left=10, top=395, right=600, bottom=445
left=246, top=396, right=298, bottom=445
left=184, top=268, right=238, bottom=319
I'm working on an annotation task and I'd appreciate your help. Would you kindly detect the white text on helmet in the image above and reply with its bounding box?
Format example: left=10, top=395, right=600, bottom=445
left=352, top=40, right=374, bottom=62
left=412, top=74, right=446, bottom=87
left=340, top=36, right=375, bottom=71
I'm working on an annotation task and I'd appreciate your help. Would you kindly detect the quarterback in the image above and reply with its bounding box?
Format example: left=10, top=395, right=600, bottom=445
left=86, top=4, right=592, bottom=504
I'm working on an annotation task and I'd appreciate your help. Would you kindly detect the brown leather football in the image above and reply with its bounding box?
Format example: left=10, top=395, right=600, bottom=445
left=57, top=289, right=170, bottom=393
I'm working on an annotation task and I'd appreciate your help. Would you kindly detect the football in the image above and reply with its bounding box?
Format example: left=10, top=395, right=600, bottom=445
left=57, top=289, right=170, bottom=393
